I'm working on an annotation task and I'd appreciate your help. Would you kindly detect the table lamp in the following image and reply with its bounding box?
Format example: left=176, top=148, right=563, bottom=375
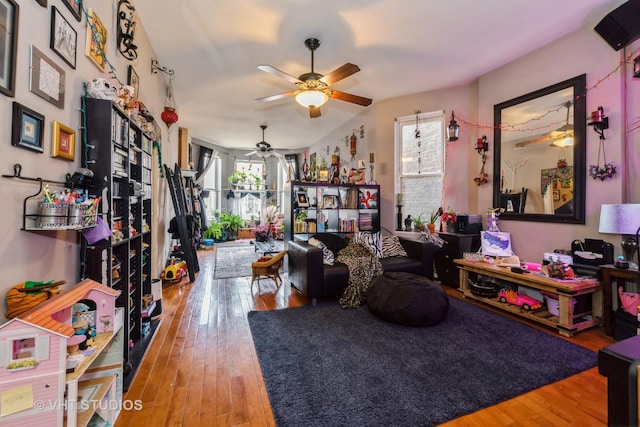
left=598, top=204, right=640, bottom=267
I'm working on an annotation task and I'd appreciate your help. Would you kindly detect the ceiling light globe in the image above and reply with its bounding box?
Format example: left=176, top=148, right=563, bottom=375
left=295, top=90, right=329, bottom=109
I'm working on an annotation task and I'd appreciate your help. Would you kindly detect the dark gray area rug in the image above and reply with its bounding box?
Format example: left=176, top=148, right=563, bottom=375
left=248, top=297, right=597, bottom=426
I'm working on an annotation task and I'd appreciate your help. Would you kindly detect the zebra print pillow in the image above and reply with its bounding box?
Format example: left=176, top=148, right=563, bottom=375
left=352, top=231, right=383, bottom=258
left=382, top=235, right=408, bottom=258
left=308, top=237, right=335, bottom=265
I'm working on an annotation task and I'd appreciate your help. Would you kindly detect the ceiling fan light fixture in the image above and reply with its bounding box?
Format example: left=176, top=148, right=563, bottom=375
left=552, top=137, right=574, bottom=147
left=295, top=90, right=329, bottom=109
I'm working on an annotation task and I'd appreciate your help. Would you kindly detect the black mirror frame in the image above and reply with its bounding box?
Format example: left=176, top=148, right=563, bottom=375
left=492, top=74, right=586, bottom=224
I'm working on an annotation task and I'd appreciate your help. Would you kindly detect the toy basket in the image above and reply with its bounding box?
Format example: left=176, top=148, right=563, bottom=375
left=468, top=279, right=500, bottom=298
left=544, top=295, right=576, bottom=316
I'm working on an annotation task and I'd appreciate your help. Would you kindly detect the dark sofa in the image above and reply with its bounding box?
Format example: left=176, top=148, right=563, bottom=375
left=287, top=233, right=438, bottom=304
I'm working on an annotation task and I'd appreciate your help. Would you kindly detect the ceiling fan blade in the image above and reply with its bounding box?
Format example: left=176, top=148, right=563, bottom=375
left=319, top=63, right=360, bottom=86
left=330, top=90, right=373, bottom=106
left=254, top=91, right=296, bottom=103
left=309, top=107, right=321, bottom=118
left=257, top=65, right=302, bottom=85
left=246, top=150, right=258, bottom=156
left=513, top=134, right=552, bottom=148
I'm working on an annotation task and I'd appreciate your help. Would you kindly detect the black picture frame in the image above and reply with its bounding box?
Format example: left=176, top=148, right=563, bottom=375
left=128, top=65, right=139, bottom=98
left=296, top=192, right=309, bottom=208
left=36, top=0, right=47, bottom=7
left=30, top=45, right=66, bottom=109
left=50, top=6, right=77, bottom=69
left=62, top=0, right=82, bottom=22
left=284, top=154, right=300, bottom=181
left=0, top=0, right=19, bottom=97
left=11, top=102, right=45, bottom=153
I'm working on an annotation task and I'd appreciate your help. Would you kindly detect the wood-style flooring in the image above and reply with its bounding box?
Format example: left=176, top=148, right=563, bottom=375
left=116, top=248, right=614, bottom=426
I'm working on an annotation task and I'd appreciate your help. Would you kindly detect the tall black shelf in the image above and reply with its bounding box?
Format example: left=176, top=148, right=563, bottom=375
left=81, top=97, right=156, bottom=390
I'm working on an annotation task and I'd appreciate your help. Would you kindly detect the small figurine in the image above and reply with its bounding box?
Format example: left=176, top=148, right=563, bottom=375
left=404, top=215, right=413, bottom=231
left=486, top=208, right=504, bottom=232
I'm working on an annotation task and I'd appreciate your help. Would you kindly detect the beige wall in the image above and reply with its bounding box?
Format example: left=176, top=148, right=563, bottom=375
left=0, top=1, right=175, bottom=319
left=309, top=20, right=640, bottom=263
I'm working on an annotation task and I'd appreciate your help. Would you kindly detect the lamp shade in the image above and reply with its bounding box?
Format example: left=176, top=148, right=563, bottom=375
left=598, top=204, right=640, bottom=235
left=295, top=90, right=329, bottom=109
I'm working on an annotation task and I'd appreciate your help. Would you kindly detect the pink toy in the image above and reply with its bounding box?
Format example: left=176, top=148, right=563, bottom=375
left=618, top=286, right=640, bottom=316
left=498, top=288, right=543, bottom=311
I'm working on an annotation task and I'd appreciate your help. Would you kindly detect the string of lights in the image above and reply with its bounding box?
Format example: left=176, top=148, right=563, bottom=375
left=455, top=47, right=640, bottom=133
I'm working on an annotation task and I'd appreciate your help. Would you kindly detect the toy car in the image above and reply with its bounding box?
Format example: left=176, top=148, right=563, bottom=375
left=497, top=288, right=543, bottom=311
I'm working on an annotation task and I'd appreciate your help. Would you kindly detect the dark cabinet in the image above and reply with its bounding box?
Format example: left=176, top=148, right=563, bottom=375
left=434, top=232, right=480, bottom=287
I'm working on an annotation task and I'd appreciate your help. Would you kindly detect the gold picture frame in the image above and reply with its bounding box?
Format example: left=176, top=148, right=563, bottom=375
left=85, top=8, right=107, bottom=72
left=52, top=121, right=75, bottom=161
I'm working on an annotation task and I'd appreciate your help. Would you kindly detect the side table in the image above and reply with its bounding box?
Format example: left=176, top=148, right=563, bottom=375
left=601, top=265, right=639, bottom=337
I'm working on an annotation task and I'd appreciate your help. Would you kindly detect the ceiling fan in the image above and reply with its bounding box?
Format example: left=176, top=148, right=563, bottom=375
left=255, top=38, right=373, bottom=118
left=246, top=125, right=283, bottom=159
left=514, top=101, right=574, bottom=148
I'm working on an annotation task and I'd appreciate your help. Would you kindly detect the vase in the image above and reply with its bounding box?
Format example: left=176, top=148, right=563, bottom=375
left=441, top=222, right=447, bottom=233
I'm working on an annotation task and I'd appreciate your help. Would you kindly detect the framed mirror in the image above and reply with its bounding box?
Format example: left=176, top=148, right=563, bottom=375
left=492, top=74, right=586, bottom=224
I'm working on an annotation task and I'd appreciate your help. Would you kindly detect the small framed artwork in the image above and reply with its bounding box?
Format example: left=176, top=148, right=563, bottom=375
left=296, top=192, right=309, bottom=208
left=11, top=102, right=45, bottom=153
left=0, top=0, right=19, bottom=97
left=128, top=65, right=139, bottom=98
left=560, top=180, right=571, bottom=189
left=552, top=190, right=560, bottom=201
left=30, top=46, right=66, bottom=108
left=51, top=121, right=76, bottom=161
left=317, top=168, right=330, bottom=182
left=62, top=0, right=82, bottom=22
left=36, top=0, right=47, bottom=7
left=85, top=8, right=107, bottom=72
left=50, top=6, right=77, bottom=69
left=323, top=195, right=339, bottom=209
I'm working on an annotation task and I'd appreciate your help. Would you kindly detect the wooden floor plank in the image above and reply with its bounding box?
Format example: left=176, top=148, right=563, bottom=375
left=116, top=247, right=615, bottom=426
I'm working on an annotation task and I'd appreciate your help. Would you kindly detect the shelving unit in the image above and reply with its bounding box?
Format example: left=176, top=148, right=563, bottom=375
left=455, top=259, right=603, bottom=337
left=81, top=97, right=156, bottom=390
left=284, top=181, right=380, bottom=242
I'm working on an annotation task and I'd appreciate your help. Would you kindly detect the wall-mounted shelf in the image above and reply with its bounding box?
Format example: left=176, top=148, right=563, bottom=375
left=2, top=164, right=98, bottom=231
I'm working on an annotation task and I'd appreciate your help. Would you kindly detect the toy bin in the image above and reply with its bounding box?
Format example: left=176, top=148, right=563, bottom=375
left=544, top=294, right=576, bottom=316
left=37, top=202, right=67, bottom=228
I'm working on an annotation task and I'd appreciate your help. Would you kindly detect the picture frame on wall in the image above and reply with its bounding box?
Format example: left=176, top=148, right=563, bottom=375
left=35, top=0, right=47, bottom=7
left=50, top=6, right=77, bottom=69
left=51, top=121, right=76, bottom=161
left=11, top=102, right=45, bottom=153
left=296, top=192, right=309, bottom=208
left=0, top=0, right=19, bottom=97
left=85, top=8, right=107, bottom=72
left=284, top=154, right=300, bottom=181
left=128, top=65, right=139, bottom=98
left=62, top=0, right=82, bottom=22
left=30, top=46, right=66, bottom=108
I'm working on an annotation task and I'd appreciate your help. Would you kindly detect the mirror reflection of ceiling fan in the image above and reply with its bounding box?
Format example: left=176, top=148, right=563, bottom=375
left=514, top=101, right=574, bottom=148
left=255, top=38, right=373, bottom=118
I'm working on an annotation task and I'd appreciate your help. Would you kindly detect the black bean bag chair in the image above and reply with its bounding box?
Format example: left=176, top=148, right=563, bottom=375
left=366, top=272, right=449, bottom=326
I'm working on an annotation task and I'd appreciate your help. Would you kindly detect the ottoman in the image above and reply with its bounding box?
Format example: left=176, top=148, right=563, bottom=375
left=366, top=272, right=449, bottom=326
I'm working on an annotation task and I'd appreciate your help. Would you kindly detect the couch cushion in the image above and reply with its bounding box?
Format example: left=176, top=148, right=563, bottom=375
left=382, top=235, right=408, bottom=258
left=308, top=237, right=335, bottom=265
left=380, top=257, right=423, bottom=276
left=366, top=272, right=449, bottom=326
left=311, top=233, right=348, bottom=257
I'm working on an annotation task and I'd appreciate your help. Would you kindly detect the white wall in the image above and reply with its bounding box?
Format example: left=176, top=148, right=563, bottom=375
left=0, top=1, right=174, bottom=319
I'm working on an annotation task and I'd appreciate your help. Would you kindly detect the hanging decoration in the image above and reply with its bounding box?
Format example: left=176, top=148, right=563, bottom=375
left=414, top=110, right=422, bottom=174
left=587, top=105, right=615, bottom=181
left=474, top=137, right=489, bottom=186
left=117, top=0, right=137, bottom=60
left=350, top=132, right=357, bottom=156
left=161, top=76, right=179, bottom=129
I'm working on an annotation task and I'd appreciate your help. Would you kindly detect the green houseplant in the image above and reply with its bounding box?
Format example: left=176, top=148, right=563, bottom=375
left=203, top=220, right=223, bottom=241
left=219, top=212, right=244, bottom=240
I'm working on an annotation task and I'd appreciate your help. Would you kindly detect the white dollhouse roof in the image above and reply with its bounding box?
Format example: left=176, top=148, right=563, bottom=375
left=12, top=279, right=120, bottom=337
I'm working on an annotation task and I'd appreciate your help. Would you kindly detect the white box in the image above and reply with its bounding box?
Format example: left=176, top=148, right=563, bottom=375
left=543, top=252, right=573, bottom=264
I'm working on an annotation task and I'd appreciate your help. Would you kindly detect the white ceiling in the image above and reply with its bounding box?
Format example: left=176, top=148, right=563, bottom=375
left=135, top=0, right=622, bottom=152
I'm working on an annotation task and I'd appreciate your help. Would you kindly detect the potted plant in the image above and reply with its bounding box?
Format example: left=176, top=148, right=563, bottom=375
left=203, top=220, right=223, bottom=245
left=413, top=214, right=426, bottom=232
left=441, top=206, right=457, bottom=232
left=220, top=212, right=244, bottom=241
left=428, top=209, right=441, bottom=233
left=253, top=223, right=271, bottom=242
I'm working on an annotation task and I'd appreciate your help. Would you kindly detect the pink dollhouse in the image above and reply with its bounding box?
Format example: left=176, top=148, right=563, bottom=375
left=0, top=279, right=120, bottom=426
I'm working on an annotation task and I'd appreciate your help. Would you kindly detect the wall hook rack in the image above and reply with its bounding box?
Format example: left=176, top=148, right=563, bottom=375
left=151, top=59, right=174, bottom=76
left=588, top=106, right=609, bottom=139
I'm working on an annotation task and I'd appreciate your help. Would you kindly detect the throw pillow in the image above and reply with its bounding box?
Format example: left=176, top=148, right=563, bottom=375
left=382, top=235, right=408, bottom=258
left=308, top=237, right=335, bottom=266
left=310, top=233, right=348, bottom=257
left=352, top=231, right=383, bottom=258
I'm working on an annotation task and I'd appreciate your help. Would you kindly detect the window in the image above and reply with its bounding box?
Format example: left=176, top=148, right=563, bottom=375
left=395, top=110, right=445, bottom=223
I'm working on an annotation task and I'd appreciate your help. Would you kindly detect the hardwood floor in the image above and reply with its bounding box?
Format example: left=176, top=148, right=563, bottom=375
left=116, top=248, right=614, bottom=426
